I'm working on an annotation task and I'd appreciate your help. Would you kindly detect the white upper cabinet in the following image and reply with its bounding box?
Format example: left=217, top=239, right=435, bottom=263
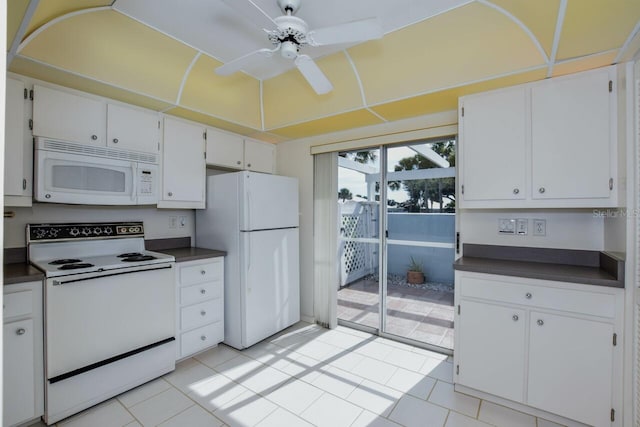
left=531, top=68, right=613, bottom=200
left=106, top=103, right=159, bottom=153
left=32, top=85, right=159, bottom=155
left=4, top=78, right=33, bottom=207
left=244, top=138, right=275, bottom=174
left=205, top=128, right=274, bottom=174
left=32, top=85, right=106, bottom=146
left=205, top=127, right=244, bottom=169
left=459, top=65, right=618, bottom=208
left=159, top=116, right=205, bottom=209
left=459, top=86, right=527, bottom=202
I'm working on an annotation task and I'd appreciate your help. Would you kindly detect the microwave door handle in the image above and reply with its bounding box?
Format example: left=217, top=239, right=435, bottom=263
left=131, top=164, right=137, bottom=202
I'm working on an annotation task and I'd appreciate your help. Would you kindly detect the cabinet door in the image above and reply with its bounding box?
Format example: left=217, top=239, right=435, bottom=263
left=3, top=319, right=36, bottom=427
left=244, top=138, right=274, bottom=174
left=457, top=300, right=526, bottom=402
left=531, top=68, right=612, bottom=200
left=460, top=87, right=527, bottom=202
left=205, top=127, right=244, bottom=169
left=4, top=78, right=32, bottom=203
left=32, top=85, right=106, bottom=145
left=107, top=103, right=159, bottom=153
left=161, top=117, right=205, bottom=206
left=528, top=311, right=613, bottom=427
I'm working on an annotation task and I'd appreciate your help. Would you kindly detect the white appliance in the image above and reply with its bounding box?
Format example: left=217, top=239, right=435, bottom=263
left=27, top=222, right=176, bottom=425
left=34, top=137, right=158, bottom=205
left=196, top=171, right=300, bottom=349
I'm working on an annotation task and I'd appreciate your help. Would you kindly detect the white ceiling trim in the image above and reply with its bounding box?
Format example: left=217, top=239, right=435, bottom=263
left=385, top=1, right=474, bottom=37
left=343, top=50, right=368, bottom=107
left=554, top=49, right=618, bottom=65
left=17, top=6, right=112, bottom=54
left=7, top=0, right=41, bottom=66
left=176, top=51, right=201, bottom=105
left=263, top=105, right=370, bottom=131
left=615, top=18, right=640, bottom=63
left=546, top=0, right=568, bottom=77
left=479, top=0, right=550, bottom=64
left=367, top=108, right=389, bottom=123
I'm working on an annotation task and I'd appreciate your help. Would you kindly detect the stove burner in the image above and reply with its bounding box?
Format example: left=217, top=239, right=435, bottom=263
left=117, top=252, right=143, bottom=258
left=48, top=259, right=83, bottom=265
left=121, top=255, right=157, bottom=262
left=58, top=263, right=94, bottom=270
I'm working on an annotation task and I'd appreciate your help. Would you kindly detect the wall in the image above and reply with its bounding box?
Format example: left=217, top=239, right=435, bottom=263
left=275, top=140, right=314, bottom=321
left=4, top=203, right=194, bottom=249
left=459, top=209, right=604, bottom=252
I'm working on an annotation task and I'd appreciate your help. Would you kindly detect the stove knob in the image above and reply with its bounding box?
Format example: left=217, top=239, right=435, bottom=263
left=35, top=229, right=46, bottom=239
left=69, top=228, right=80, bottom=237
left=103, top=227, right=113, bottom=235
left=82, top=227, right=92, bottom=236
left=48, top=229, right=59, bottom=238
left=93, top=227, right=102, bottom=235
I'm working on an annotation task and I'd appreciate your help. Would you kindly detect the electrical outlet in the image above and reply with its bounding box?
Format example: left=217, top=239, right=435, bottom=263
left=169, top=216, right=177, bottom=229
left=533, top=219, right=546, bottom=236
left=498, top=218, right=516, bottom=234
left=516, top=218, right=528, bottom=235
left=178, top=215, right=187, bottom=228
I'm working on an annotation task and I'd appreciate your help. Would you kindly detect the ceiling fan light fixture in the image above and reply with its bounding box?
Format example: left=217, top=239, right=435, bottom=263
left=280, top=40, right=299, bottom=59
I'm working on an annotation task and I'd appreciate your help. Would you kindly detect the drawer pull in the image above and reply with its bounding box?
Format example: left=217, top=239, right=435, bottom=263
left=201, top=270, right=206, bottom=275
left=200, top=335, right=207, bottom=341
left=525, top=292, right=532, bottom=299
left=200, top=310, right=206, bottom=316
left=512, top=315, right=519, bottom=322
left=16, top=328, right=26, bottom=335
left=513, top=188, right=519, bottom=195
left=200, top=289, right=206, bottom=294
left=537, top=319, right=544, bottom=326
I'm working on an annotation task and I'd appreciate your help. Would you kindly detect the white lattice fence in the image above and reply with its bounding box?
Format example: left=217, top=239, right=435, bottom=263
left=338, top=202, right=378, bottom=287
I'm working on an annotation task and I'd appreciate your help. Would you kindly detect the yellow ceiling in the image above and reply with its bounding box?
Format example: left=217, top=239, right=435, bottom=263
left=7, top=0, right=640, bottom=141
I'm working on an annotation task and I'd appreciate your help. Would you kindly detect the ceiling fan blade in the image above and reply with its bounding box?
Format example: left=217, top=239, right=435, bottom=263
left=306, top=18, right=383, bottom=47
left=215, top=48, right=276, bottom=76
left=295, top=54, right=333, bottom=95
left=221, top=0, right=277, bottom=30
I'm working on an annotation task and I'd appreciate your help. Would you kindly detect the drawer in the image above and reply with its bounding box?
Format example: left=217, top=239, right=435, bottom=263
left=180, top=321, right=224, bottom=357
left=3, top=290, right=33, bottom=319
left=459, top=275, right=616, bottom=318
left=181, top=299, right=223, bottom=331
left=179, top=259, right=223, bottom=286
left=180, top=281, right=223, bottom=306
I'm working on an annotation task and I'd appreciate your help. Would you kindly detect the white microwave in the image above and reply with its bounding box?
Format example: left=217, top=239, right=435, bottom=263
left=34, top=138, right=158, bottom=205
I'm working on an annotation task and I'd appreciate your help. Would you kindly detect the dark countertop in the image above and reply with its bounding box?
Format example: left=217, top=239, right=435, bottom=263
left=4, top=263, right=44, bottom=285
left=454, top=244, right=624, bottom=288
left=156, top=247, right=226, bottom=263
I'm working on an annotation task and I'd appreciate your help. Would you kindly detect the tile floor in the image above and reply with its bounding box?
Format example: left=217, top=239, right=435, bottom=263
left=338, top=278, right=455, bottom=349
left=31, top=323, right=565, bottom=427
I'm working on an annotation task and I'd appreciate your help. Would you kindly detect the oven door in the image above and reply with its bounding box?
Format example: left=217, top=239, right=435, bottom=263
left=45, top=263, right=175, bottom=381
left=35, top=148, right=137, bottom=205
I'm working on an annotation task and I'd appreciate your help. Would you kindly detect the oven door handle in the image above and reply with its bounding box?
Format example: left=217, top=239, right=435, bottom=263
left=52, top=265, right=173, bottom=286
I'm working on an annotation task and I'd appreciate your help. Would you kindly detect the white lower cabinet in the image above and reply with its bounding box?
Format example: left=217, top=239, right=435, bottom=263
left=454, top=271, right=623, bottom=427
left=175, top=257, right=224, bottom=360
left=3, top=281, right=44, bottom=427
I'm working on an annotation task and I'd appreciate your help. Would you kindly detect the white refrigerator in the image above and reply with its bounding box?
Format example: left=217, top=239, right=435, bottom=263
left=196, top=171, right=300, bottom=349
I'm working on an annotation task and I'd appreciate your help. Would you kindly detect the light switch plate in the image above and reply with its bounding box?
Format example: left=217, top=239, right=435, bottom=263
left=498, top=218, right=516, bottom=234
left=533, top=219, right=546, bottom=236
left=169, top=216, right=177, bottom=229
left=516, top=218, right=528, bottom=235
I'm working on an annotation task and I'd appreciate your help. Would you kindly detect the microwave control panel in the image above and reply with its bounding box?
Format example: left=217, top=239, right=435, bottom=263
left=138, top=168, right=154, bottom=195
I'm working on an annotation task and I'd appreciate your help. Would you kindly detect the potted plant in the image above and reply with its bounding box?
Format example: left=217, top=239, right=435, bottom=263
left=407, top=256, right=425, bottom=284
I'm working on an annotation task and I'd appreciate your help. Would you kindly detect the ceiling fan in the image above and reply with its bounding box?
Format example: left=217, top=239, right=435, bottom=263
left=216, top=0, right=383, bottom=94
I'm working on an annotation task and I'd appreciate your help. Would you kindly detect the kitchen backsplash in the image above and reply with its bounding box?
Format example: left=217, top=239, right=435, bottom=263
left=4, top=203, right=195, bottom=248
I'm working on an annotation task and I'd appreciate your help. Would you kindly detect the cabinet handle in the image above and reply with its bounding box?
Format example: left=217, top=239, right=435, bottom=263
left=513, top=188, right=519, bottom=195
left=22, top=178, right=27, bottom=190
left=16, top=328, right=26, bottom=335
left=525, top=292, right=532, bottom=299
left=168, top=192, right=173, bottom=197
left=201, top=270, right=206, bottom=275
left=200, top=310, right=206, bottom=316
left=537, top=319, right=544, bottom=326
left=247, top=163, right=251, bottom=168
left=538, top=187, right=545, bottom=194
left=512, top=315, right=519, bottom=322
left=113, top=138, right=119, bottom=143
left=200, top=335, right=207, bottom=341
left=200, top=289, right=206, bottom=294
left=236, top=160, right=242, bottom=165
left=91, top=134, right=98, bottom=141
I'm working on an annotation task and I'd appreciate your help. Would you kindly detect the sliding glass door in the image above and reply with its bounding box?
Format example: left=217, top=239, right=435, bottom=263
left=336, top=138, right=456, bottom=351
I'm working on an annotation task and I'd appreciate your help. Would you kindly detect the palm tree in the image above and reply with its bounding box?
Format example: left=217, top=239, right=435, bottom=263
left=338, top=188, right=353, bottom=202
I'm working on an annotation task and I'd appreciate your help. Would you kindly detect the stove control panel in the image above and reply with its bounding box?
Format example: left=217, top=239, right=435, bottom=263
left=27, top=222, right=145, bottom=242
